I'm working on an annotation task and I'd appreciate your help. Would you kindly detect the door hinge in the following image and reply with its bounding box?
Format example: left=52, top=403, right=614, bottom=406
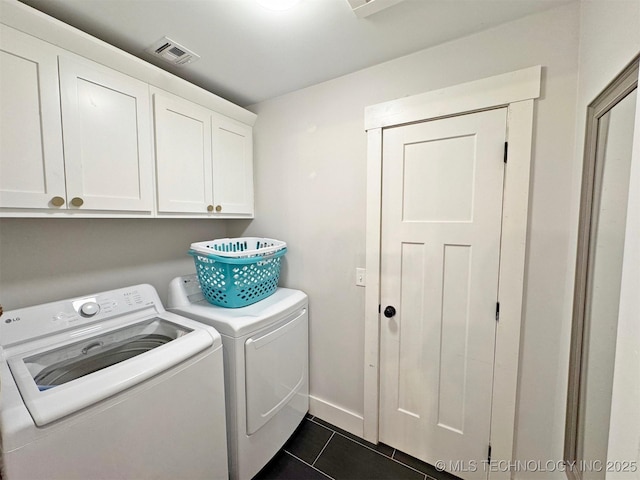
left=503, top=141, right=508, bottom=163
left=495, top=302, right=500, bottom=321
left=488, top=443, right=492, bottom=463
left=378, top=304, right=381, bottom=314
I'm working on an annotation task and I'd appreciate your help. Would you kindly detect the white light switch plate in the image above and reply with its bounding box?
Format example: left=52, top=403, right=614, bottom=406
left=356, top=268, right=366, bottom=287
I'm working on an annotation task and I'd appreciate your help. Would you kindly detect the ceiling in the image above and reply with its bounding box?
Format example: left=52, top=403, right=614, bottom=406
left=17, top=0, right=571, bottom=106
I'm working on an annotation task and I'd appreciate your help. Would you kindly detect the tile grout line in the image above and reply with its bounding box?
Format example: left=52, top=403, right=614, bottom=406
left=309, top=418, right=431, bottom=478
left=312, top=431, right=335, bottom=466
left=307, top=418, right=334, bottom=435
left=283, top=449, right=335, bottom=480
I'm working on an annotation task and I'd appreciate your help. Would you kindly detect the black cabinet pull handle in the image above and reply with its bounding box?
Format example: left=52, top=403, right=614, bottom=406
left=384, top=306, right=396, bottom=318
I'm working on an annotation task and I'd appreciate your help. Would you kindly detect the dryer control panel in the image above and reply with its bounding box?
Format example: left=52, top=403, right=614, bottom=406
left=0, top=284, right=162, bottom=347
left=168, top=274, right=206, bottom=305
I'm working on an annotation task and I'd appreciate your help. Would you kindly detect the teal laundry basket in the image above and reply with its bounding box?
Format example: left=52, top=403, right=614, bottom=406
left=189, top=237, right=287, bottom=308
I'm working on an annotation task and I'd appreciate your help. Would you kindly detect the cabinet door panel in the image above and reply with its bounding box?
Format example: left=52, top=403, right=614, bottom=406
left=154, top=93, right=213, bottom=213
left=212, top=114, right=254, bottom=215
left=0, top=26, right=66, bottom=209
left=59, top=55, right=152, bottom=212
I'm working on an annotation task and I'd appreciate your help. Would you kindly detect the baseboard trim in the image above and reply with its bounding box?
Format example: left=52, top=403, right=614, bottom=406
left=309, top=395, right=364, bottom=438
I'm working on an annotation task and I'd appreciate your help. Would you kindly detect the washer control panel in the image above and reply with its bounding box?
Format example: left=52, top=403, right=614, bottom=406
left=0, top=284, right=162, bottom=347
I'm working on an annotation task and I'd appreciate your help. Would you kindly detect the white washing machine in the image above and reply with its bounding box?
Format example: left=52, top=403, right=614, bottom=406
left=168, top=274, right=309, bottom=480
left=0, top=284, right=228, bottom=480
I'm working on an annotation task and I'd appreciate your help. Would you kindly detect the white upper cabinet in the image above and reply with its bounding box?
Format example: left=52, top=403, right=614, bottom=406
left=59, top=55, right=153, bottom=212
left=212, top=113, right=254, bottom=216
left=0, top=4, right=255, bottom=218
left=0, top=25, right=66, bottom=209
left=154, top=91, right=213, bottom=214
left=153, top=90, right=254, bottom=217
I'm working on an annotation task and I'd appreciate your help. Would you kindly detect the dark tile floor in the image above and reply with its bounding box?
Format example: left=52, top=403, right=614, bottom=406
left=254, top=415, right=462, bottom=480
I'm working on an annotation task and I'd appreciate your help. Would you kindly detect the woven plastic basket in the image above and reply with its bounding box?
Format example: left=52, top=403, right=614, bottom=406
left=189, top=237, right=287, bottom=308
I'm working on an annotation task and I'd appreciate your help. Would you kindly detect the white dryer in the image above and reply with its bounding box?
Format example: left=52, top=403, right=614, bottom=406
left=0, top=284, right=228, bottom=480
left=168, top=274, right=309, bottom=480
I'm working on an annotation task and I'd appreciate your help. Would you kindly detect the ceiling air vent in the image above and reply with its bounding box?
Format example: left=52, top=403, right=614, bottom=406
left=146, top=37, right=200, bottom=67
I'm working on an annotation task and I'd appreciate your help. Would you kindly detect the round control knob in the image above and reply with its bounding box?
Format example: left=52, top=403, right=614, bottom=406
left=80, top=301, right=100, bottom=317
left=383, top=306, right=396, bottom=318
left=215, top=205, right=222, bottom=212
left=207, top=205, right=214, bottom=212
left=70, top=197, right=84, bottom=207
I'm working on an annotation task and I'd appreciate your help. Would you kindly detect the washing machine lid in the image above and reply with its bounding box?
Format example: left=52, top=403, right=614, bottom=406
left=168, top=281, right=308, bottom=338
left=5, top=314, right=216, bottom=427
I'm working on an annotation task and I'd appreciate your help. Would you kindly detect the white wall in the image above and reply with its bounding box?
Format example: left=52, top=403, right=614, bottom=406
left=231, top=2, right=581, bottom=472
left=0, top=218, right=228, bottom=308
left=567, top=0, right=640, bottom=475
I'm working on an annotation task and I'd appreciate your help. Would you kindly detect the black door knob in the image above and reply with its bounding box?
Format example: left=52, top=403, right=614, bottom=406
left=384, top=306, right=396, bottom=318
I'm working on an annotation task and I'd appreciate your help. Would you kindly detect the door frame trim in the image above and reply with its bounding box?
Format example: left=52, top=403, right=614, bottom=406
left=363, top=66, right=541, bottom=478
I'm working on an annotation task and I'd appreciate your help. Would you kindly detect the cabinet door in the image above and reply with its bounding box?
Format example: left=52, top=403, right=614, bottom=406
left=211, top=113, right=254, bottom=216
left=59, top=56, right=153, bottom=212
left=154, top=93, right=213, bottom=214
left=0, top=26, right=66, bottom=209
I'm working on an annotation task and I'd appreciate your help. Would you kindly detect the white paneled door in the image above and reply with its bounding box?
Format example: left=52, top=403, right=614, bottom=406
left=379, top=108, right=507, bottom=480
